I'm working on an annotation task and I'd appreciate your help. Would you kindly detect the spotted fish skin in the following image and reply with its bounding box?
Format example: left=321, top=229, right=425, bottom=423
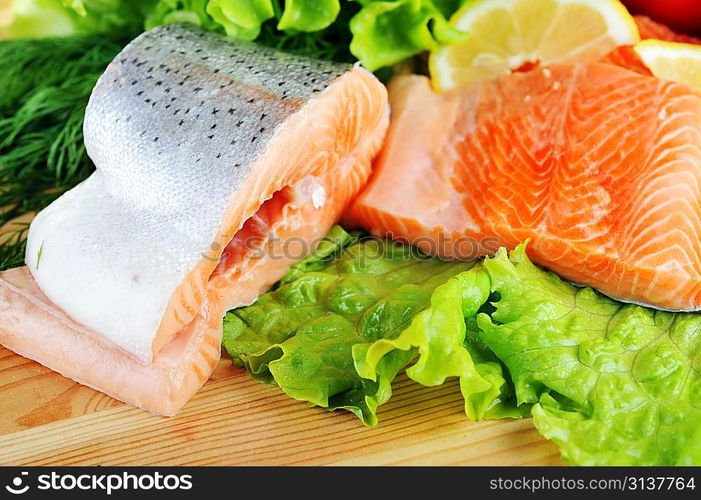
left=23, top=23, right=389, bottom=366
left=86, top=22, right=349, bottom=208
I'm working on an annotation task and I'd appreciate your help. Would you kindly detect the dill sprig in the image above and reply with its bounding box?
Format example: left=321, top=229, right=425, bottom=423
left=0, top=35, right=127, bottom=271
left=0, top=223, right=29, bottom=271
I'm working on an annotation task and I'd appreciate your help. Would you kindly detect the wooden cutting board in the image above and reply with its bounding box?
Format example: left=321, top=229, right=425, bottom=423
left=0, top=346, right=564, bottom=465
left=0, top=214, right=565, bottom=465
left=0, top=211, right=563, bottom=466
left=0, top=0, right=562, bottom=465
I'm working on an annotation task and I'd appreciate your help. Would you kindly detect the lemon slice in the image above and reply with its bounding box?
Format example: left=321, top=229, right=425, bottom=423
left=430, top=0, right=639, bottom=91
left=634, top=39, right=701, bottom=89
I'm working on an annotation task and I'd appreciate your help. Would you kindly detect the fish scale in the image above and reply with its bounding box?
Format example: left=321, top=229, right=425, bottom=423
left=86, top=23, right=348, bottom=206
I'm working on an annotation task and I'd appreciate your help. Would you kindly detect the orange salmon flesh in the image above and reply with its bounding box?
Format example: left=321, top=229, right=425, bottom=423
left=347, top=63, right=701, bottom=311
left=0, top=30, right=389, bottom=415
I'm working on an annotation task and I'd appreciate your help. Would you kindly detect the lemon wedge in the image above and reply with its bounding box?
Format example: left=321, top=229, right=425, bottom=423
left=634, top=39, right=701, bottom=89
left=430, top=0, right=640, bottom=91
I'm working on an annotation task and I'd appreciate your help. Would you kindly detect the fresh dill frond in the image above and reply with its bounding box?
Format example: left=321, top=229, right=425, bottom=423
left=0, top=34, right=127, bottom=271
left=0, top=223, right=29, bottom=272
left=0, top=35, right=126, bottom=115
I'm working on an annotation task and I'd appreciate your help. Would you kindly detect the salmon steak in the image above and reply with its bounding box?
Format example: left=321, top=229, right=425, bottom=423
left=0, top=24, right=389, bottom=415
left=347, top=64, right=701, bottom=311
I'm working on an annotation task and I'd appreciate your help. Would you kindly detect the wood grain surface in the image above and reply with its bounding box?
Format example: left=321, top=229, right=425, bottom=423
left=0, top=345, right=564, bottom=466
left=0, top=214, right=565, bottom=465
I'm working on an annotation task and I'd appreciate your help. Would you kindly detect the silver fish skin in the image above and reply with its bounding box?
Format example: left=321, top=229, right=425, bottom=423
left=24, top=24, right=355, bottom=363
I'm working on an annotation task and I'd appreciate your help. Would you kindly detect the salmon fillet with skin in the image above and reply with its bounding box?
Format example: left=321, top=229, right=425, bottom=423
left=0, top=24, right=388, bottom=415
left=347, top=65, right=701, bottom=311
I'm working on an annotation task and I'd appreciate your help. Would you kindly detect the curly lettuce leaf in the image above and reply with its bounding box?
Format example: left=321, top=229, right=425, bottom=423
left=223, top=227, right=485, bottom=425
left=4, top=0, right=149, bottom=38
left=228, top=231, right=700, bottom=464
left=144, top=0, right=218, bottom=30
left=206, top=0, right=340, bottom=40
left=355, top=267, right=526, bottom=420
left=277, top=0, right=340, bottom=32
left=349, top=0, right=467, bottom=70
left=63, top=0, right=148, bottom=34
left=3, top=0, right=83, bottom=38
left=205, top=0, right=275, bottom=40
left=278, top=225, right=359, bottom=284
left=5, top=1, right=468, bottom=70
left=477, top=245, right=701, bottom=465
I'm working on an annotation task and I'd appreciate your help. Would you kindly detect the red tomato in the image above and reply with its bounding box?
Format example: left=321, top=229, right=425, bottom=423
left=623, top=0, right=701, bottom=33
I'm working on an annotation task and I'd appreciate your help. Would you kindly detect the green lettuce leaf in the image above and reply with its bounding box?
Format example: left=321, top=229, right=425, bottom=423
left=226, top=231, right=701, bottom=464
left=477, top=245, right=701, bottom=465
left=277, top=0, right=340, bottom=32
left=223, top=226, right=488, bottom=425
left=205, top=0, right=341, bottom=40
left=5, top=0, right=468, bottom=70
left=3, top=0, right=148, bottom=38
left=3, top=0, right=74, bottom=38
left=205, top=0, right=275, bottom=40
left=62, top=0, right=148, bottom=35
left=350, top=0, right=467, bottom=70
left=144, top=0, right=218, bottom=30
left=355, top=266, right=526, bottom=420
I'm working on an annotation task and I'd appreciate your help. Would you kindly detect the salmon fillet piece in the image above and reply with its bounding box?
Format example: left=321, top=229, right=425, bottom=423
left=0, top=267, right=221, bottom=415
left=347, top=65, right=701, bottom=311
left=0, top=25, right=388, bottom=415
